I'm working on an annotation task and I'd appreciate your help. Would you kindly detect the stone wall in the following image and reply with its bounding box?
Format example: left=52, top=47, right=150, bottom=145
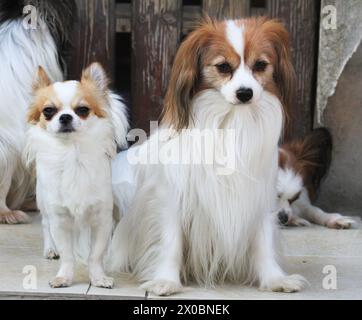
left=316, top=0, right=362, bottom=215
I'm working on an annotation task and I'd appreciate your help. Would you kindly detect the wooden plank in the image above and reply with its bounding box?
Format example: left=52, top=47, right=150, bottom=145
left=268, top=0, right=320, bottom=140
left=131, top=0, right=182, bottom=133
left=116, top=4, right=200, bottom=34
left=68, top=0, right=116, bottom=81
left=250, top=0, right=267, bottom=16
left=202, top=0, right=250, bottom=19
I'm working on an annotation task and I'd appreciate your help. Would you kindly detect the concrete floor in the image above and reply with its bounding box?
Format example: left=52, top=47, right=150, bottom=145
left=0, top=214, right=361, bottom=300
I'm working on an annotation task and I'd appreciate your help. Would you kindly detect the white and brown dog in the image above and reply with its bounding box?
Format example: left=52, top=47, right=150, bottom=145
left=277, top=128, right=355, bottom=229
left=110, top=17, right=306, bottom=295
left=25, top=63, right=128, bottom=288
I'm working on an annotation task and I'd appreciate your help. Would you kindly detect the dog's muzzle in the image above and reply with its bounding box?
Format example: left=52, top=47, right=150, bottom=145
left=278, top=210, right=289, bottom=226
left=59, top=114, right=75, bottom=133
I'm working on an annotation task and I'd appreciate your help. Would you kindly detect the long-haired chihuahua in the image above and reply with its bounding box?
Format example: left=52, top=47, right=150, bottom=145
left=25, top=63, right=128, bottom=288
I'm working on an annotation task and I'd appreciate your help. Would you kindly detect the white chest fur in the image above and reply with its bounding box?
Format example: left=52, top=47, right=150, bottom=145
left=26, top=121, right=115, bottom=218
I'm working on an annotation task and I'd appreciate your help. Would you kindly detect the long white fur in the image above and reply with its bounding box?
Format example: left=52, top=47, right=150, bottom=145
left=110, top=89, right=305, bottom=294
left=110, top=20, right=308, bottom=295
left=0, top=19, right=62, bottom=222
left=110, top=20, right=306, bottom=296
left=24, top=84, right=129, bottom=288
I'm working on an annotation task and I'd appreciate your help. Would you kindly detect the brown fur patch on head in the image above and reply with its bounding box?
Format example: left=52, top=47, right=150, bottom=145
left=28, top=67, right=54, bottom=124
left=80, top=62, right=110, bottom=118
left=280, top=128, right=333, bottom=201
left=28, top=63, right=110, bottom=126
left=161, top=16, right=295, bottom=131
left=243, top=17, right=295, bottom=125
left=76, top=82, right=107, bottom=118
left=162, top=16, right=240, bottom=130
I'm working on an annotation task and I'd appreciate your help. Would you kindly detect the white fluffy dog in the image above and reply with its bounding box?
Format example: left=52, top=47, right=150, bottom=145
left=24, top=63, right=128, bottom=288
left=110, top=17, right=306, bottom=296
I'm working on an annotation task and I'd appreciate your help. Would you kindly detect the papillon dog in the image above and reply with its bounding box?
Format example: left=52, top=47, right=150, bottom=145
left=110, top=17, right=306, bottom=296
left=0, top=0, right=75, bottom=224
left=277, top=128, right=355, bottom=228
left=24, top=63, right=129, bottom=288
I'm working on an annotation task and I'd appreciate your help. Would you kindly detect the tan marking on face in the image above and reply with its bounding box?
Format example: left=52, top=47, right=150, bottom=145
left=28, top=85, right=62, bottom=128
left=243, top=17, right=295, bottom=127
left=75, top=81, right=107, bottom=118
left=28, top=82, right=107, bottom=129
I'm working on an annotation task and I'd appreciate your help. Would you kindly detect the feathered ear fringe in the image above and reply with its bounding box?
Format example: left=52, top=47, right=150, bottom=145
left=107, top=92, right=129, bottom=150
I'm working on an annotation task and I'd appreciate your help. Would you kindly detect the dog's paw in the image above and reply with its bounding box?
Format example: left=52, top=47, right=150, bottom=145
left=141, top=279, right=183, bottom=296
left=49, top=277, right=72, bottom=288
left=44, top=248, right=60, bottom=260
left=91, top=276, right=114, bottom=289
left=0, top=210, right=30, bottom=224
left=288, top=217, right=311, bottom=227
left=260, top=274, right=307, bottom=293
left=326, top=214, right=355, bottom=229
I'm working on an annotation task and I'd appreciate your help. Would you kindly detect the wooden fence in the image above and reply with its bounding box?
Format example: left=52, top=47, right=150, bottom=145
left=68, top=0, right=320, bottom=139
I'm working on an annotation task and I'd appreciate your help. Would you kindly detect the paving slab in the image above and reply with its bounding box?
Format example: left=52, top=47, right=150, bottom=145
left=281, top=221, right=362, bottom=258
left=86, top=272, right=146, bottom=300
left=0, top=215, right=361, bottom=299
left=0, top=247, right=89, bottom=298
left=148, top=256, right=362, bottom=300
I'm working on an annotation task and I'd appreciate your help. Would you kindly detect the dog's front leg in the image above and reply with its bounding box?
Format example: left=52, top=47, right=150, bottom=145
left=253, top=215, right=306, bottom=293
left=42, top=213, right=59, bottom=260
left=49, top=214, right=75, bottom=288
left=141, top=203, right=183, bottom=296
left=89, top=209, right=114, bottom=289
left=303, top=206, right=354, bottom=229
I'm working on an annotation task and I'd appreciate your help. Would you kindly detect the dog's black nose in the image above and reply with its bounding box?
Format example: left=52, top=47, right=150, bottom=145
left=59, top=114, right=73, bottom=125
left=278, top=211, right=289, bottom=225
left=236, top=88, right=253, bottom=103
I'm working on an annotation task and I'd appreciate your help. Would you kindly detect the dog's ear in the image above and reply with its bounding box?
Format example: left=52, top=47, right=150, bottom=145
left=81, top=62, right=109, bottom=92
left=263, top=20, right=296, bottom=135
left=29, top=66, right=51, bottom=123
left=161, top=18, right=214, bottom=131
left=32, top=66, right=51, bottom=92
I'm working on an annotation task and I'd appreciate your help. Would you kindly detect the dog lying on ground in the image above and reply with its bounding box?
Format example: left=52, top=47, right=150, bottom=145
left=277, top=128, right=355, bottom=229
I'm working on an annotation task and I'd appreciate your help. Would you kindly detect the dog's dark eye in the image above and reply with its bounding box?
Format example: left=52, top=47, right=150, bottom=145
left=288, top=191, right=301, bottom=204
left=42, top=106, right=57, bottom=120
left=216, top=62, right=232, bottom=74
left=74, top=106, right=90, bottom=118
left=253, top=60, right=268, bottom=72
